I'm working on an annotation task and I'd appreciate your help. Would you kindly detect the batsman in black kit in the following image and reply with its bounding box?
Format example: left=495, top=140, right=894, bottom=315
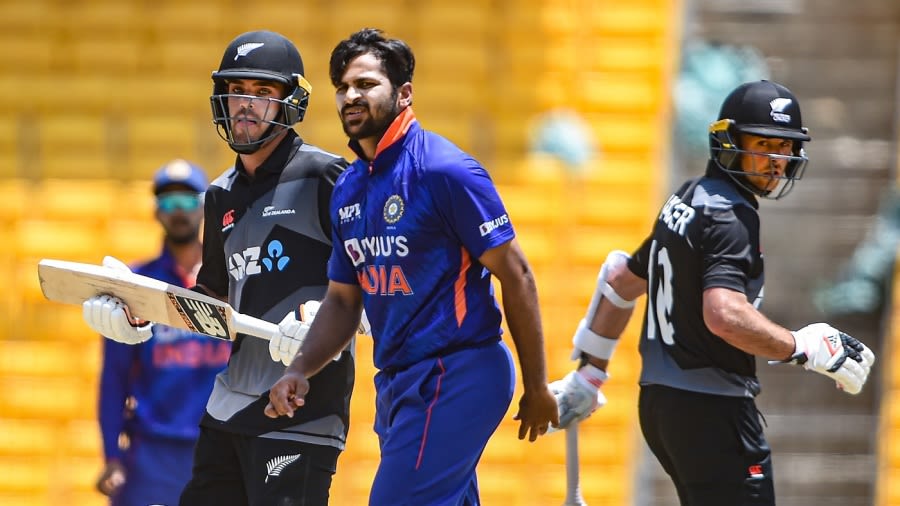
left=547, top=80, right=875, bottom=505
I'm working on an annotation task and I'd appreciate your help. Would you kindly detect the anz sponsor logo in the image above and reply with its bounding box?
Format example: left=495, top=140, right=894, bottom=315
left=339, top=203, right=362, bottom=224
left=659, top=195, right=695, bottom=237
left=228, top=239, right=292, bottom=281
left=479, top=214, right=509, bottom=236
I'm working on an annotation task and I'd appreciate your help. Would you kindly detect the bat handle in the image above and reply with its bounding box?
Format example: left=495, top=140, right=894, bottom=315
left=232, top=313, right=280, bottom=341
left=564, top=423, right=587, bottom=506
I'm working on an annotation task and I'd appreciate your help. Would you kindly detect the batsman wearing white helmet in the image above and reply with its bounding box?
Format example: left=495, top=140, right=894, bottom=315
left=548, top=80, right=875, bottom=505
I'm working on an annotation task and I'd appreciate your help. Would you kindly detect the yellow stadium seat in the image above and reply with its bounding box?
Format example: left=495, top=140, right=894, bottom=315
left=0, top=178, right=30, bottom=221
left=117, top=180, right=158, bottom=221
left=0, top=419, right=57, bottom=456
left=38, top=115, right=114, bottom=178
left=586, top=112, right=659, bottom=153
left=589, top=2, right=672, bottom=36
left=585, top=36, right=667, bottom=73
left=67, top=37, right=142, bottom=75
left=0, top=376, right=96, bottom=420
left=0, top=35, right=53, bottom=73
left=144, top=1, right=226, bottom=39
left=0, top=340, right=100, bottom=379
left=0, top=115, right=21, bottom=177
left=580, top=71, right=663, bottom=113
left=63, top=420, right=103, bottom=457
left=15, top=220, right=105, bottom=262
left=0, top=456, right=52, bottom=492
left=126, top=115, right=200, bottom=175
left=32, top=179, right=118, bottom=222
left=105, top=218, right=163, bottom=262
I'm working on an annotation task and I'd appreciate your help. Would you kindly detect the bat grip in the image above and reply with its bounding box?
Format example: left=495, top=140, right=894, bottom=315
left=232, top=313, right=280, bottom=341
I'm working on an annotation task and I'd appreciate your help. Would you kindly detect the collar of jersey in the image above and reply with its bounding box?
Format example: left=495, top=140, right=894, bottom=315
left=348, top=106, right=418, bottom=172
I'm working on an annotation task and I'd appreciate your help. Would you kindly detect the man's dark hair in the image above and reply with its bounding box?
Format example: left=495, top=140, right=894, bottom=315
left=329, top=28, right=415, bottom=88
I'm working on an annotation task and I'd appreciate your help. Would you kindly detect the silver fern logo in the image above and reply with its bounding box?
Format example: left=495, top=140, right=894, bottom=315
left=265, top=454, right=302, bottom=483
left=234, top=42, right=265, bottom=61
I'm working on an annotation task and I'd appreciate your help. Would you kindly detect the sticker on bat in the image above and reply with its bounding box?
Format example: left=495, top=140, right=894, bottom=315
left=168, top=293, right=230, bottom=339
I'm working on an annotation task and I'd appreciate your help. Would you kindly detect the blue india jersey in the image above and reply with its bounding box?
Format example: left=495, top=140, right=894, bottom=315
left=328, top=108, right=515, bottom=370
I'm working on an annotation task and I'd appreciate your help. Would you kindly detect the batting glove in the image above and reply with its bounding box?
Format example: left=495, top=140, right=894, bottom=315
left=548, top=365, right=608, bottom=431
left=787, top=323, right=875, bottom=395
left=269, top=301, right=322, bottom=366
left=83, top=294, right=153, bottom=345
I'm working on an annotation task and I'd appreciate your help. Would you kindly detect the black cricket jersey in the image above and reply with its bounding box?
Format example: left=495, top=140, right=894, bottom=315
left=628, top=167, right=764, bottom=398
left=196, top=130, right=354, bottom=448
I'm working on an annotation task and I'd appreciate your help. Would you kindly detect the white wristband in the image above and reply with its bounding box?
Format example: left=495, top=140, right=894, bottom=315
left=572, top=319, right=619, bottom=360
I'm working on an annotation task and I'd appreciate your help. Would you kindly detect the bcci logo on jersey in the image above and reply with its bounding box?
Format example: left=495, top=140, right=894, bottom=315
left=479, top=214, right=509, bottom=236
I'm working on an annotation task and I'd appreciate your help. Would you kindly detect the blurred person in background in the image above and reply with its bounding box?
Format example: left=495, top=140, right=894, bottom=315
left=548, top=80, right=875, bottom=506
left=95, top=159, right=231, bottom=506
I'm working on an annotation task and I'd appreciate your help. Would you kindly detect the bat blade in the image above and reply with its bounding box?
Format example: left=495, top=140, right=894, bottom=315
left=564, top=423, right=587, bottom=506
left=38, top=258, right=277, bottom=341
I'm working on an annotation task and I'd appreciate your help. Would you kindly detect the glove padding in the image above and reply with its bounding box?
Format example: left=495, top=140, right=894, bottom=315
left=269, top=301, right=322, bottom=366
left=83, top=294, right=153, bottom=344
left=788, top=323, right=875, bottom=395
left=548, top=365, right=608, bottom=431
left=82, top=257, right=153, bottom=344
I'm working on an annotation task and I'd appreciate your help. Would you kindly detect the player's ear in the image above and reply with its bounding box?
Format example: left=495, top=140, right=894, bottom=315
left=397, top=82, right=412, bottom=108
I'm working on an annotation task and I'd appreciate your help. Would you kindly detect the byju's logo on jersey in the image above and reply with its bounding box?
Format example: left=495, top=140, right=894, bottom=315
left=479, top=214, right=509, bottom=236
left=339, top=203, right=361, bottom=224
left=383, top=195, right=404, bottom=224
left=228, top=239, right=292, bottom=281
left=344, top=238, right=365, bottom=267
left=769, top=98, right=793, bottom=123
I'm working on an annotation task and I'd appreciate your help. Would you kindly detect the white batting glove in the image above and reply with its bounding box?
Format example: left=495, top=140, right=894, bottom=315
left=548, top=365, right=608, bottom=431
left=269, top=301, right=322, bottom=366
left=83, top=294, right=153, bottom=344
left=787, top=323, right=875, bottom=395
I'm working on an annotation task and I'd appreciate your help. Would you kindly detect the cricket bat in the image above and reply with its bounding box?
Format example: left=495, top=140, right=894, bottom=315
left=564, top=422, right=587, bottom=506
left=37, top=258, right=279, bottom=342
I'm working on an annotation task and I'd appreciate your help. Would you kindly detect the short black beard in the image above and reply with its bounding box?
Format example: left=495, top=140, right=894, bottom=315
left=342, top=92, right=400, bottom=142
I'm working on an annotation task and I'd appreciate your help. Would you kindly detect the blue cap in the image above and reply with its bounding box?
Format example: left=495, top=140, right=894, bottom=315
left=153, top=159, right=209, bottom=194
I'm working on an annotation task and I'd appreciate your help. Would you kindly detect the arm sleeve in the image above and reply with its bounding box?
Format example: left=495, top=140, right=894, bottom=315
left=97, top=338, right=138, bottom=461
left=701, top=206, right=755, bottom=293
left=431, top=159, right=514, bottom=258
left=195, top=188, right=229, bottom=297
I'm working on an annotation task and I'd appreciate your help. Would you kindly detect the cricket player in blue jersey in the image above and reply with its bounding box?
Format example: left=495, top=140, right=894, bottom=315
left=95, top=160, right=231, bottom=506
left=266, top=28, right=559, bottom=505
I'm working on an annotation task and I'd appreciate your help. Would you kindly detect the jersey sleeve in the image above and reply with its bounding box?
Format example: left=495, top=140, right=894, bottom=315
left=431, top=159, right=514, bottom=259
left=326, top=180, right=360, bottom=285
left=195, top=188, right=229, bottom=297
left=317, top=157, right=349, bottom=239
left=701, top=206, right=755, bottom=293
left=628, top=235, right=653, bottom=279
